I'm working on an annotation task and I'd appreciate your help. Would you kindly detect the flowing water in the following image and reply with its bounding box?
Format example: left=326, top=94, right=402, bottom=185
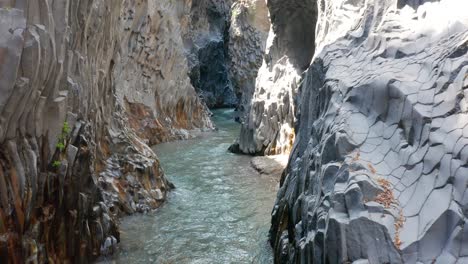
left=107, top=109, right=278, bottom=263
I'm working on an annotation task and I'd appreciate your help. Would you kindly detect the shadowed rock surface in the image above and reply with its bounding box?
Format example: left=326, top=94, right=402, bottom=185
left=270, top=0, right=468, bottom=263
left=184, top=0, right=270, bottom=111
left=183, top=0, right=237, bottom=108
left=228, top=0, right=270, bottom=121
left=0, top=0, right=213, bottom=262
left=232, top=0, right=318, bottom=155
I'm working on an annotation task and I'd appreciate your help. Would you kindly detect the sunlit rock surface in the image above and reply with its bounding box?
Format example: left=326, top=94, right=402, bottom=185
left=251, top=155, right=288, bottom=178
left=0, top=0, right=212, bottom=262
left=116, top=0, right=214, bottom=145
left=271, top=0, right=468, bottom=263
left=233, top=0, right=318, bottom=155
left=228, top=0, right=270, bottom=120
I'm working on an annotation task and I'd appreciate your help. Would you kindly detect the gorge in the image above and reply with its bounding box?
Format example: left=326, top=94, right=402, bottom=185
left=1, top=0, right=468, bottom=263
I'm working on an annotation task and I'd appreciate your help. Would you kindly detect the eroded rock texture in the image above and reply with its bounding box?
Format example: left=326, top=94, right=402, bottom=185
left=116, top=0, right=214, bottom=145
left=183, top=0, right=237, bottom=108
left=0, top=0, right=212, bottom=262
left=228, top=0, right=270, bottom=120
left=233, top=0, right=318, bottom=155
left=271, top=0, right=468, bottom=263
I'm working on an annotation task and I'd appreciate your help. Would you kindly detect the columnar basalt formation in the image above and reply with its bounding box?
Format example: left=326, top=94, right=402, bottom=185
left=271, top=0, right=468, bottom=263
left=183, top=0, right=237, bottom=108
left=228, top=0, right=270, bottom=121
left=0, top=0, right=212, bottom=262
left=116, top=0, right=215, bottom=145
left=232, top=0, right=318, bottom=155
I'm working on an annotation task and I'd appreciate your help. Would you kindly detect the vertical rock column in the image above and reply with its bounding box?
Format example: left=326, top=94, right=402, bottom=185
left=0, top=1, right=127, bottom=261
left=183, top=0, right=237, bottom=108
left=232, top=0, right=318, bottom=155
left=228, top=0, right=270, bottom=122
left=114, top=0, right=214, bottom=145
left=270, top=0, right=468, bottom=263
left=0, top=0, right=213, bottom=262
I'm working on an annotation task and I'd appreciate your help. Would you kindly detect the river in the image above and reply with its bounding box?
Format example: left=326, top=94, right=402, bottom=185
left=105, top=109, right=278, bottom=263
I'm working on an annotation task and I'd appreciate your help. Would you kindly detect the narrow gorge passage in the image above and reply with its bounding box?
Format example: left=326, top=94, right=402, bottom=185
left=107, top=109, right=277, bottom=263
left=2, top=0, right=468, bottom=263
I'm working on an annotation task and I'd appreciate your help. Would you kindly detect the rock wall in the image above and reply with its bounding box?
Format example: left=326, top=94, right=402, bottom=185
left=228, top=0, right=270, bottom=121
left=116, top=0, right=214, bottom=145
left=271, top=0, right=468, bottom=263
left=183, top=0, right=237, bottom=108
left=232, top=0, right=318, bottom=155
left=0, top=0, right=212, bottom=262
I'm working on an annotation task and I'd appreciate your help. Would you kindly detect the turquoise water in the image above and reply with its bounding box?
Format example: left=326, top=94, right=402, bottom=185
left=107, top=109, right=277, bottom=263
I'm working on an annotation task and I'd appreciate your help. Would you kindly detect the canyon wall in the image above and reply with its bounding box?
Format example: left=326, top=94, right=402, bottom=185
left=115, top=0, right=214, bottom=145
left=180, top=0, right=271, bottom=113
left=182, top=0, right=236, bottom=108
left=228, top=0, right=270, bottom=121
left=270, top=0, right=468, bottom=263
left=0, top=0, right=212, bottom=262
left=232, top=0, right=317, bottom=155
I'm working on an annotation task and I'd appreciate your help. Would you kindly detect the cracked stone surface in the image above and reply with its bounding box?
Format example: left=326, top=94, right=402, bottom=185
left=270, top=0, right=468, bottom=263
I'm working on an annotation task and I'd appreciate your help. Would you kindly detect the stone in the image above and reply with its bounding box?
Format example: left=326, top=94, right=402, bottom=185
left=269, top=0, right=468, bottom=263
left=232, top=0, right=318, bottom=155
left=251, top=155, right=288, bottom=178
left=100, top=236, right=118, bottom=256
left=184, top=0, right=237, bottom=108
left=228, top=0, right=270, bottom=119
left=0, top=0, right=216, bottom=262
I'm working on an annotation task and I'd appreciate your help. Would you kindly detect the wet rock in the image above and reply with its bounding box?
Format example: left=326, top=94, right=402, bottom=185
left=100, top=236, right=118, bottom=256
left=228, top=139, right=242, bottom=153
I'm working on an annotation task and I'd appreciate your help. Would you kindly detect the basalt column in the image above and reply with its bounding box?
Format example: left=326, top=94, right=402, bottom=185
left=228, top=0, right=270, bottom=122
left=231, top=0, right=318, bottom=155
left=270, top=0, right=468, bottom=263
left=183, top=0, right=236, bottom=108
left=0, top=0, right=213, bottom=262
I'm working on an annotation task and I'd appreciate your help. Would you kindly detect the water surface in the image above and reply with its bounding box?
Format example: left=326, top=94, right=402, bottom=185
left=109, top=109, right=277, bottom=263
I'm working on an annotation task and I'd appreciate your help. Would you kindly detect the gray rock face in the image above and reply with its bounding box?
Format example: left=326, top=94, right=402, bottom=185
left=0, top=0, right=212, bottom=262
left=228, top=0, right=270, bottom=120
left=114, top=0, right=214, bottom=144
left=184, top=0, right=237, bottom=108
left=192, top=40, right=236, bottom=108
left=270, top=0, right=468, bottom=263
left=233, top=0, right=318, bottom=155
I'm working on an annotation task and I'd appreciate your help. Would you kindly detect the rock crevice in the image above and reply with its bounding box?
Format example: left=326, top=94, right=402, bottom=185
left=183, top=0, right=237, bottom=108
